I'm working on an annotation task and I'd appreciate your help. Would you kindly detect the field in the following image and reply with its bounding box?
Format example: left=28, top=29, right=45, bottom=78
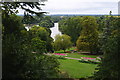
left=54, top=48, right=100, bottom=78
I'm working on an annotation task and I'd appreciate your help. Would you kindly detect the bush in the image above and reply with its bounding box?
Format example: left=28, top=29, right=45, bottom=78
left=58, top=56, right=67, bottom=60
left=79, top=59, right=101, bottom=64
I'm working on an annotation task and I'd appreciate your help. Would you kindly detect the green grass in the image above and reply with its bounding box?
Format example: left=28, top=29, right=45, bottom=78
left=54, top=47, right=100, bottom=78
left=58, top=59, right=97, bottom=78
left=67, top=53, right=98, bottom=58
left=55, top=50, right=98, bottom=58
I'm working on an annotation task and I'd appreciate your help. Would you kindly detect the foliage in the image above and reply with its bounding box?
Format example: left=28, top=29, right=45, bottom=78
left=94, top=16, right=120, bottom=79
left=79, top=59, right=101, bottom=64
left=29, top=25, right=53, bottom=52
left=2, top=2, right=60, bottom=79
left=39, top=16, right=54, bottom=28
left=76, top=16, right=99, bottom=54
left=2, top=14, right=25, bottom=35
left=59, top=16, right=82, bottom=44
left=31, top=37, right=47, bottom=53
left=53, top=34, right=72, bottom=52
left=1, top=2, right=47, bottom=16
left=51, top=16, right=62, bottom=23
left=1, top=2, right=47, bottom=25
left=2, top=35, right=60, bottom=79
left=76, top=36, right=90, bottom=51
left=55, top=55, right=67, bottom=60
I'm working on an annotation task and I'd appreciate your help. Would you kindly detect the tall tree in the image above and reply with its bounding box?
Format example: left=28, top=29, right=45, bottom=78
left=2, top=2, right=60, bottom=79
left=59, top=16, right=82, bottom=45
left=29, top=25, right=53, bottom=53
left=94, top=16, right=120, bottom=79
left=39, top=16, right=54, bottom=28
left=76, top=16, right=99, bottom=54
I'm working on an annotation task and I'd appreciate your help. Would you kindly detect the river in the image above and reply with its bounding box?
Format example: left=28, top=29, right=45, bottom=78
left=50, top=23, right=62, bottom=40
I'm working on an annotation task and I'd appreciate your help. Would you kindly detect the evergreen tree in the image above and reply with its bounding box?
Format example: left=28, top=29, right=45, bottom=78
left=94, top=16, right=120, bottom=79
left=76, top=16, right=99, bottom=54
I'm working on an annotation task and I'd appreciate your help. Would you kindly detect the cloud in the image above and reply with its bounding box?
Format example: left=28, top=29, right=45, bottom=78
left=41, top=2, right=118, bottom=14
left=17, top=0, right=118, bottom=15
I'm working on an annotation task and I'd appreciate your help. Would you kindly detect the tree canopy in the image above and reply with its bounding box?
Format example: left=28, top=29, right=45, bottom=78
left=2, top=2, right=60, bottom=79
left=53, top=34, right=72, bottom=52
left=76, top=16, right=99, bottom=54
left=59, top=16, right=82, bottom=44
left=94, top=16, right=120, bottom=79
left=39, top=16, right=54, bottom=28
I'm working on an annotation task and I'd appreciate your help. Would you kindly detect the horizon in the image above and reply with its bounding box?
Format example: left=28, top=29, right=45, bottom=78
left=17, top=13, right=119, bottom=16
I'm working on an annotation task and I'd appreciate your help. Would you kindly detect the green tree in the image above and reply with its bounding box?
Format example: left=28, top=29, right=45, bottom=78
left=53, top=34, right=72, bottom=52
left=39, top=16, right=54, bottom=28
left=76, top=16, right=99, bottom=54
left=94, top=16, right=120, bottom=79
left=31, top=37, right=47, bottom=53
left=59, top=16, right=82, bottom=44
left=76, top=35, right=90, bottom=51
left=29, top=25, right=53, bottom=52
left=2, top=2, right=60, bottom=79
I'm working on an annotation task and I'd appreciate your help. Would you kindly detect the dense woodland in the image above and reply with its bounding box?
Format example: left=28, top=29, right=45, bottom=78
left=1, top=2, right=120, bottom=80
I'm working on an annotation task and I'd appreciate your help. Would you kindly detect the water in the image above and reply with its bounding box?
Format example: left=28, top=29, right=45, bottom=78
left=50, top=23, right=62, bottom=40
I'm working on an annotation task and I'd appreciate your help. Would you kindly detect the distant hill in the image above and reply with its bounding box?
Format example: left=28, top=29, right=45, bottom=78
left=17, top=14, right=119, bottom=17
left=48, top=14, right=104, bottom=16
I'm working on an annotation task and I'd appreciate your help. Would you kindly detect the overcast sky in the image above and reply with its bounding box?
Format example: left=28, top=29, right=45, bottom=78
left=18, top=0, right=119, bottom=15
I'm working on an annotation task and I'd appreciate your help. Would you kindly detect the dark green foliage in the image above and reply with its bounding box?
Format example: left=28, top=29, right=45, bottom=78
left=2, top=34, right=60, bottom=79
left=2, top=14, right=25, bottom=35
left=2, top=15, right=60, bottom=79
left=94, top=16, right=120, bottom=79
left=1, top=2, right=47, bottom=16
left=54, top=55, right=67, bottom=60
left=59, top=16, right=82, bottom=44
left=31, top=37, right=47, bottom=53
left=79, top=60, right=100, bottom=64
left=39, top=16, right=54, bottom=28
left=29, top=25, right=54, bottom=52
left=2, top=2, right=60, bottom=79
left=1, top=2, right=47, bottom=25
left=76, top=16, right=99, bottom=54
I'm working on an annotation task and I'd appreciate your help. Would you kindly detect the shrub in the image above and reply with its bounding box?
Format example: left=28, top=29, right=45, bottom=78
left=79, top=58, right=101, bottom=64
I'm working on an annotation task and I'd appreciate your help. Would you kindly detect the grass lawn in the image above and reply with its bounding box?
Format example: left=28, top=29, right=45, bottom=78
left=67, top=53, right=98, bottom=58
left=54, top=48, right=100, bottom=78
left=55, top=49, right=99, bottom=58
left=58, top=59, right=97, bottom=78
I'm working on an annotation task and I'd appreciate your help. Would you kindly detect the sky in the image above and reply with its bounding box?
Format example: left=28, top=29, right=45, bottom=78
left=18, top=0, right=119, bottom=15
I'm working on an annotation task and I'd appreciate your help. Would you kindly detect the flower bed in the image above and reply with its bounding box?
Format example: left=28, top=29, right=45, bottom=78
left=53, top=53, right=67, bottom=60
left=79, top=57, right=101, bottom=64
left=54, top=53, right=67, bottom=56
